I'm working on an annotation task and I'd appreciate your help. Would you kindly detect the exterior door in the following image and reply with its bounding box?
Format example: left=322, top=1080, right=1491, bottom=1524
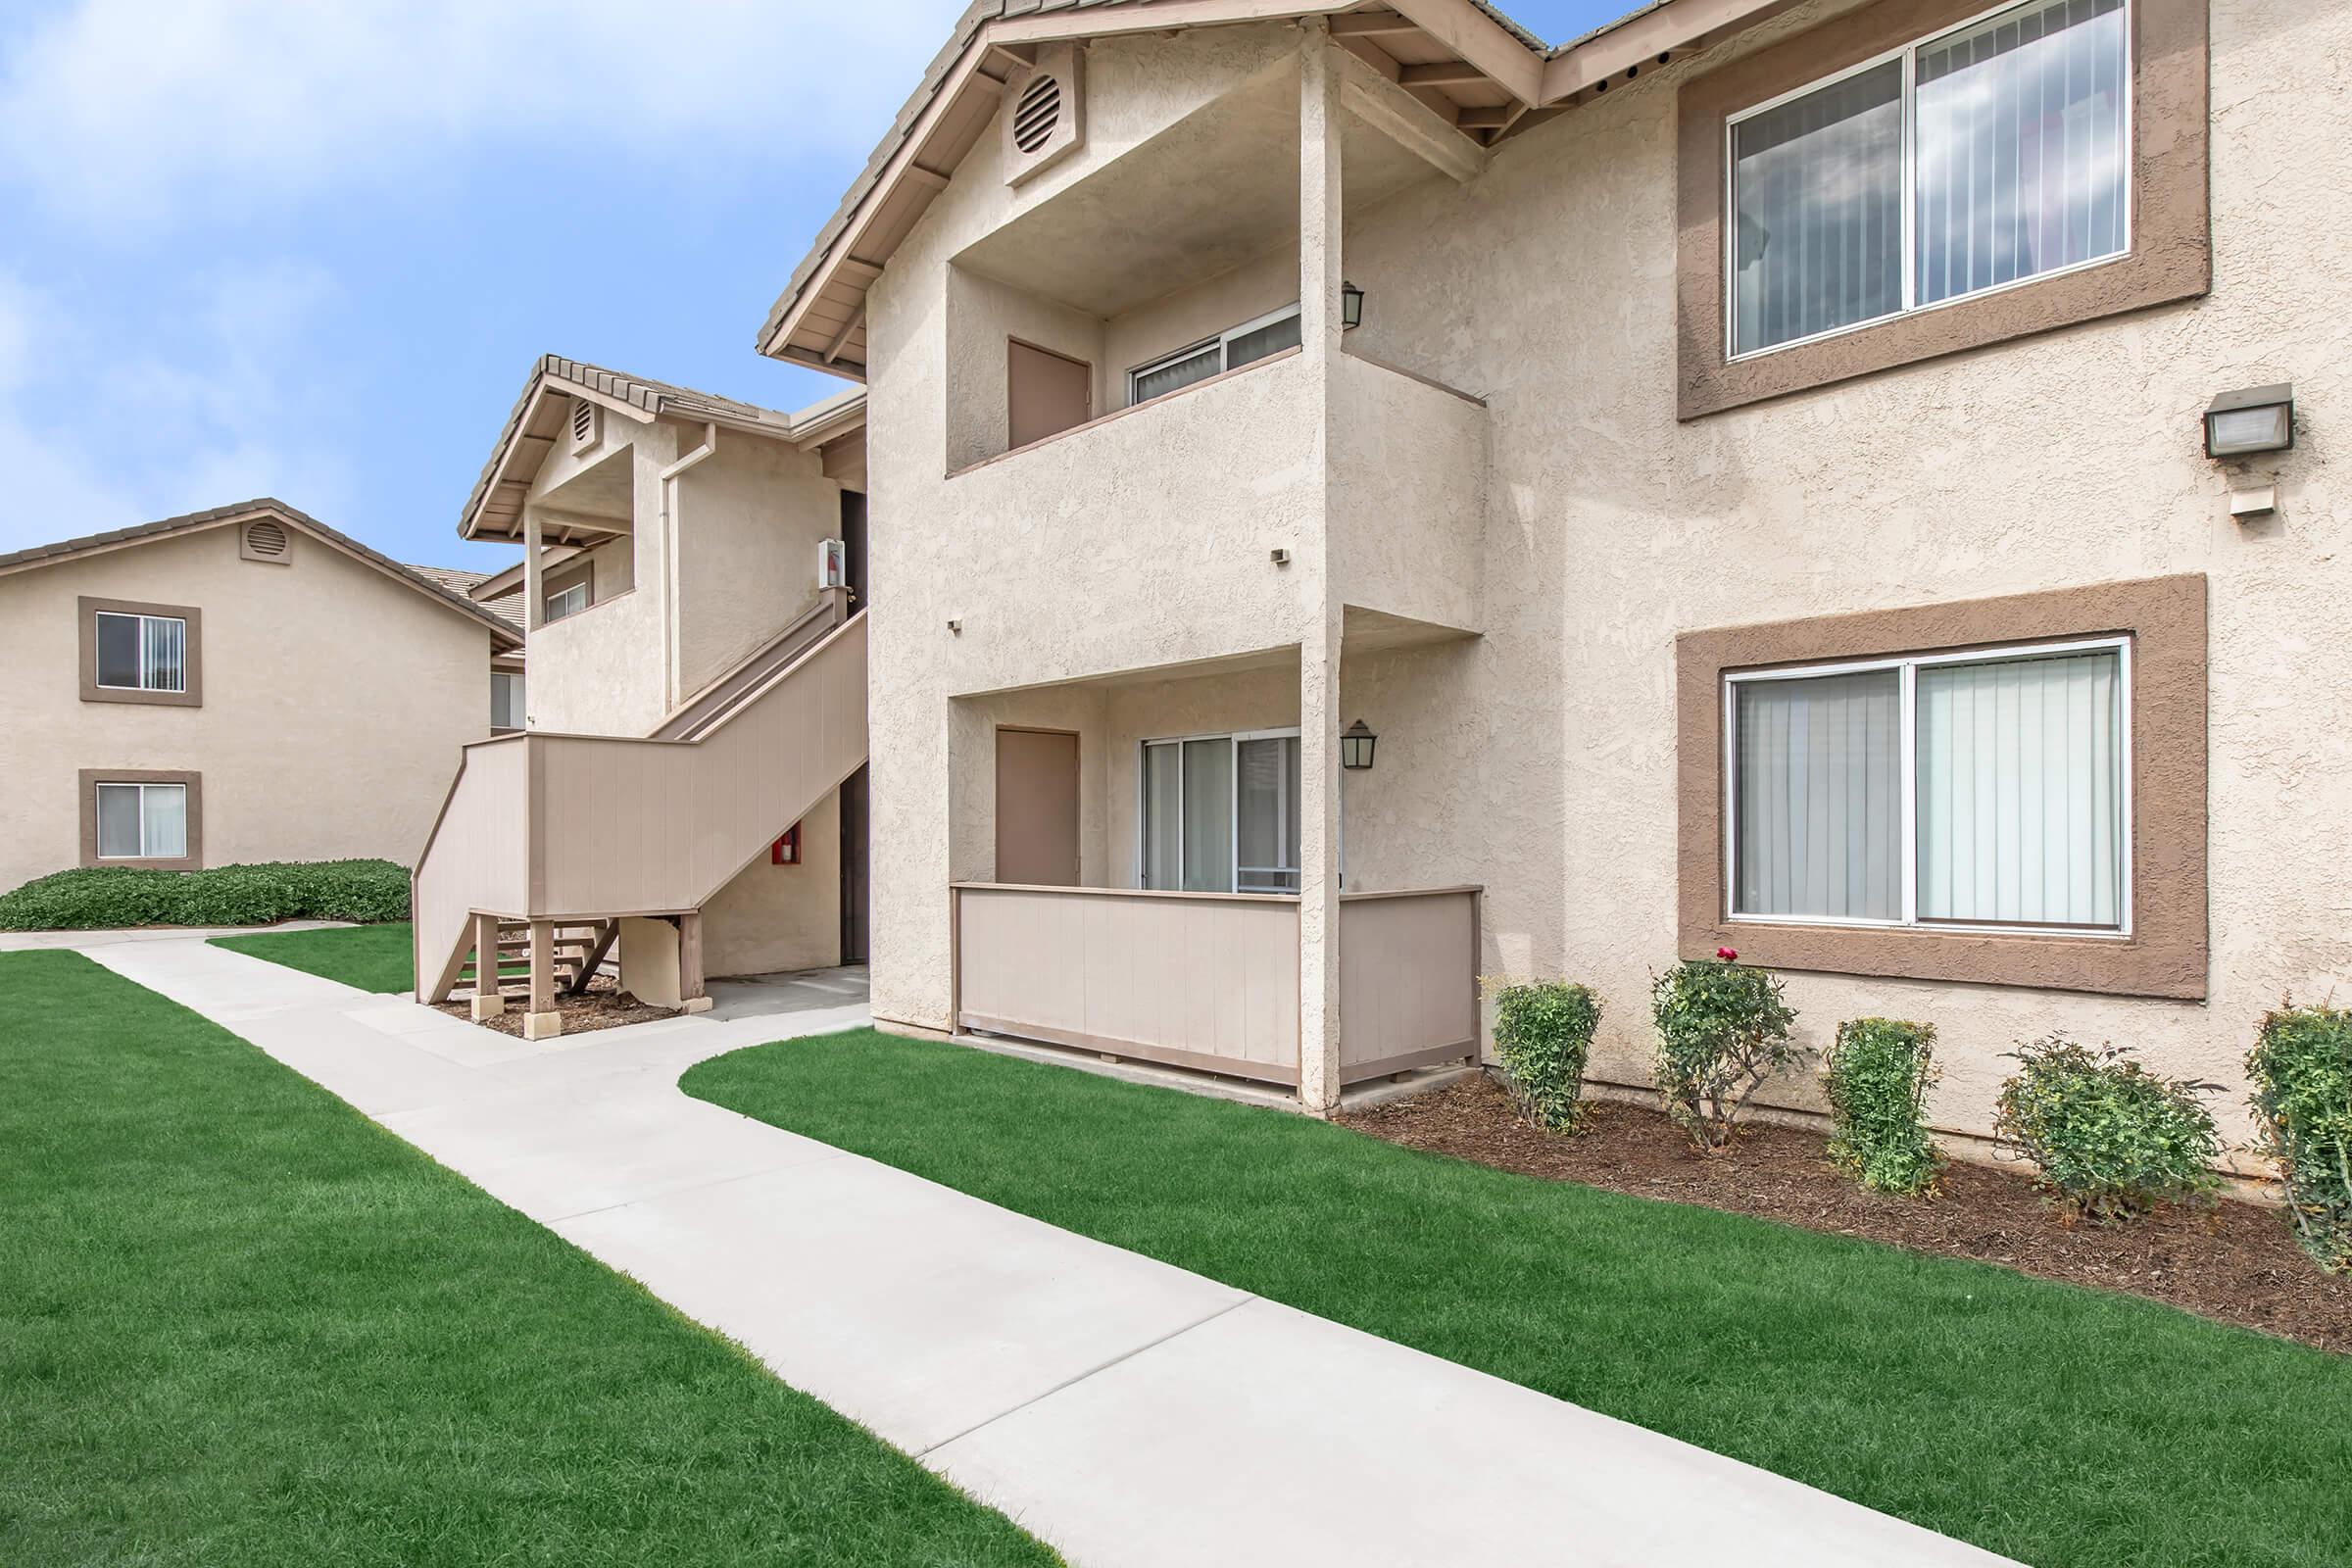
left=1006, top=339, right=1091, bottom=449
left=996, top=727, right=1080, bottom=886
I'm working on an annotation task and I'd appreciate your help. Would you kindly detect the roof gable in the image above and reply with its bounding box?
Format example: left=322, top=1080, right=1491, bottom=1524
left=757, top=0, right=1793, bottom=377
left=0, top=499, right=523, bottom=648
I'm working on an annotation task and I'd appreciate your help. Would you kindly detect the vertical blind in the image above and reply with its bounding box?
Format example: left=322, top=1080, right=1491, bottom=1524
left=94, top=612, right=185, bottom=693
left=1235, top=735, right=1302, bottom=893
left=1730, top=60, right=1904, bottom=357
left=1731, top=647, right=2125, bottom=930
left=1915, top=0, right=2129, bottom=307
left=1730, top=0, right=2130, bottom=356
left=1733, top=669, right=1903, bottom=920
left=1916, top=649, right=2122, bottom=926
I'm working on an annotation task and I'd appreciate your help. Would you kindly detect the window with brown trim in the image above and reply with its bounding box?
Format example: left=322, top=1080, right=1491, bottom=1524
left=542, top=563, right=592, bottom=623
left=1676, top=575, right=2206, bottom=999
left=1676, top=0, right=2209, bottom=419
left=78, top=596, right=203, bottom=708
left=78, top=768, right=203, bottom=871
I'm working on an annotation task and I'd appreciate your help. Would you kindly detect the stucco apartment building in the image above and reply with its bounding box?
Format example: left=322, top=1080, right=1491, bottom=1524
left=0, top=500, right=521, bottom=896
left=414, top=358, right=869, bottom=1031
left=724, top=0, right=2343, bottom=1146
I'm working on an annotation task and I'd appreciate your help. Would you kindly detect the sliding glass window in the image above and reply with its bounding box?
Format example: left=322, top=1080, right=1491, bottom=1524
left=1729, top=0, right=2131, bottom=358
left=1140, top=730, right=1302, bottom=894
left=1727, top=638, right=2128, bottom=933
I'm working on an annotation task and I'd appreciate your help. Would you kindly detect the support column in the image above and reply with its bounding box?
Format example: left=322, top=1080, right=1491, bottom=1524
left=523, top=917, right=562, bottom=1040
left=520, top=508, right=544, bottom=632
left=1297, top=23, right=1347, bottom=1115
left=1298, top=22, right=1345, bottom=364
left=678, top=909, right=712, bottom=1015
left=468, top=911, right=505, bottom=1021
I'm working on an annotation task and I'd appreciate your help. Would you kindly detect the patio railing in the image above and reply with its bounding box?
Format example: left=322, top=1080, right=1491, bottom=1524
left=950, top=882, right=1480, bottom=1091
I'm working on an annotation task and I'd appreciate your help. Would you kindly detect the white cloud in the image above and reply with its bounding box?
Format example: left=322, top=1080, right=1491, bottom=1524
left=0, top=0, right=959, bottom=225
left=0, top=263, right=353, bottom=551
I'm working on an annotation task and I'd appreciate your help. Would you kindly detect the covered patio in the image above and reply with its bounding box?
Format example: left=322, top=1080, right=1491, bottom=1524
left=942, top=616, right=1485, bottom=1110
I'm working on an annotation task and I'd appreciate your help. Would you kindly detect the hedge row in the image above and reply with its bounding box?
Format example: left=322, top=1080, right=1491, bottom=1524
left=0, top=860, right=410, bottom=931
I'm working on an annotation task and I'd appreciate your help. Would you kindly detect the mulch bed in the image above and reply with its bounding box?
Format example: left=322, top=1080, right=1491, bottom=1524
left=1337, top=1073, right=2352, bottom=1354
left=434, top=975, right=679, bottom=1038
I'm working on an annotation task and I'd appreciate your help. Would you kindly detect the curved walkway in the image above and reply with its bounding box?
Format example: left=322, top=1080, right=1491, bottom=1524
left=85, top=934, right=2014, bottom=1568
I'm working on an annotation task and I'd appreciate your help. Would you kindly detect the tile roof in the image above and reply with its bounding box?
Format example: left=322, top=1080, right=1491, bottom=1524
left=459, top=354, right=861, bottom=542
left=0, top=498, right=522, bottom=647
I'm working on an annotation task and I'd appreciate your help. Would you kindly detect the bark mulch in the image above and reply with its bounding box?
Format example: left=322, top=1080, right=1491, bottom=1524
left=1337, top=1073, right=2352, bottom=1354
left=434, top=975, right=679, bottom=1038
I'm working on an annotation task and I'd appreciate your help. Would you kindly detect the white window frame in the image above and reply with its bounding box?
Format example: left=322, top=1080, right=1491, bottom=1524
left=1723, top=0, right=2135, bottom=363
left=1126, top=303, right=1302, bottom=406
left=543, top=578, right=589, bottom=623
left=92, top=610, right=188, bottom=693
left=1721, top=635, right=2132, bottom=937
left=491, top=670, right=524, bottom=730
left=93, top=781, right=188, bottom=860
left=1137, top=726, right=1310, bottom=896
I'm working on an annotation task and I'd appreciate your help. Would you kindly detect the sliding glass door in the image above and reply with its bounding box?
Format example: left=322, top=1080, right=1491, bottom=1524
left=1141, top=729, right=1302, bottom=894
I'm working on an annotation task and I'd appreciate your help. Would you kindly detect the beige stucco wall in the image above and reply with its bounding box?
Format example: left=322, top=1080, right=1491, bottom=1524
left=860, top=0, right=2350, bottom=1145
left=522, top=413, right=841, bottom=736
left=525, top=423, right=675, bottom=735
left=1300, top=0, right=2346, bottom=1147
left=701, top=786, right=844, bottom=977
left=675, top=429, right=841, bottom=698
left=0, top=522, right=496, bottom=894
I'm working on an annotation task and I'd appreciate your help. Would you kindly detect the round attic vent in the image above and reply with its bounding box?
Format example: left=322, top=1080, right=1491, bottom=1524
left=243, top=519, right=288, bottom=558
left=1011, top=74, right=1060, bottom=154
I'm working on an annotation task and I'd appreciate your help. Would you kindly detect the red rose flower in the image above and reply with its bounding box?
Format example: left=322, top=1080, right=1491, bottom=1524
left=1716, top=947, right=1739, bottom=961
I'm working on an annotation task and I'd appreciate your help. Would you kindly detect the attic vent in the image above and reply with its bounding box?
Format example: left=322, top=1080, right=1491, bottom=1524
left=567, top=395, right=601, bottom=456
left=1002, top=44, right=1083, bottom=188
left=239, top=518, right=291, bottom=564
left=1012, top=74, right=1060, bottom=154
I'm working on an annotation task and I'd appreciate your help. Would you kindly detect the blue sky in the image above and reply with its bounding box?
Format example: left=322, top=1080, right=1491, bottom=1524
left=0, top=0, right=1631, bottom=571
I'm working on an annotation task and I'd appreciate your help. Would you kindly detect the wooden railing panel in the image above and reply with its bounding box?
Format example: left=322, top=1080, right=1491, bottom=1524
left=1338, top=887, right=1481, bottom=1083
left=532, top=611, right=867, bottom=915
left=955, top=885, right=1301, bottom=1085
left=410, top=738, right=530, bottom=1001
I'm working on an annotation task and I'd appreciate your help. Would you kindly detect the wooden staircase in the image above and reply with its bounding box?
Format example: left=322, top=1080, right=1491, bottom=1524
left=455, top=918, right=618, bottom=1000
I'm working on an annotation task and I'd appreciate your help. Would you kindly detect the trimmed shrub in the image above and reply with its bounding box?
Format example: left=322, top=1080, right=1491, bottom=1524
left=1822, top=1018, right=1943, bottom=1196
left=2246, top=1004, right=2352, bottom=1273
left=1993, top=1037, right=2221, bottom=1223
left=1650, top=956, right=1804, bottom=1153
left=0, top=859, right=410, bottom=931
left=1490, top=979, right=1602, bottom=1132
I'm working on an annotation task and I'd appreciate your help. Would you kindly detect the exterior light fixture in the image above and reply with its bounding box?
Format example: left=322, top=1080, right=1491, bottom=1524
left=2205, top=383, right=2294, bottom=458
left=1341, top=280, right=1365, bottom=330
left=1340, top=719, right=1377, bottom=770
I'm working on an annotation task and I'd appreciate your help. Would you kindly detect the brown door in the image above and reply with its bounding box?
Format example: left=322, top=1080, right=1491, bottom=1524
left=1006, top=339, right=1091, bottom=449
left=996, top=727, right=1080, bottom=886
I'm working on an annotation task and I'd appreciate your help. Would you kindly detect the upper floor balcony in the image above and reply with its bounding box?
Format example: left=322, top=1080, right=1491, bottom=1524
left=928, top=41, right=1492, bottom=676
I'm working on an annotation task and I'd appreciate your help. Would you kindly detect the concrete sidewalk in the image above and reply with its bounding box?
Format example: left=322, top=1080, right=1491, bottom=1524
left=82, top=935, right=2015, bottom=1568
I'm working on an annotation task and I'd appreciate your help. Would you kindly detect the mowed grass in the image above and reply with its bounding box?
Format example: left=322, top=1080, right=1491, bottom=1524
left=685, top=1029, right=2352, bottom=1568
left=212, top=920, right=416, bottom=993
left=0, top=953, right=1058, bottom=1568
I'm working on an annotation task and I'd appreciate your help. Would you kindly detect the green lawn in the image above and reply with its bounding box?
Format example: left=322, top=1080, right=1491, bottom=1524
left=685, top=1029, right=2352, bottom=1568
left=212, top=920, right=416, bottom=993
left=0, top=952, right=1058, bottom=1568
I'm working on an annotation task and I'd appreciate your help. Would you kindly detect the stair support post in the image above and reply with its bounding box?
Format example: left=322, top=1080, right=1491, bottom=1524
left=523, top=917, right=563, bottom=1040
left=468, top=911, right=505, bottom=1021
left=678, top=910, right=711, bottom=1015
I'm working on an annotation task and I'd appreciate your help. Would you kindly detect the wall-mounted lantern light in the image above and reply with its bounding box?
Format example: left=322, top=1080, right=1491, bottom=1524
left=2205, top=383, right=2294, bottom=459
left=1340, top=719, right=1378, bottom=770
left=1341, top=280, right=1365, bottom=331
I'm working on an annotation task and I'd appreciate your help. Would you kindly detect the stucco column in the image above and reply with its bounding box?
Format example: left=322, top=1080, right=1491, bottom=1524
left=1297, top=22, right=1346, bottom=1114
left=1298, top=22, right=1344, bottom=362
left=521, top=508, right=544, bottom=632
